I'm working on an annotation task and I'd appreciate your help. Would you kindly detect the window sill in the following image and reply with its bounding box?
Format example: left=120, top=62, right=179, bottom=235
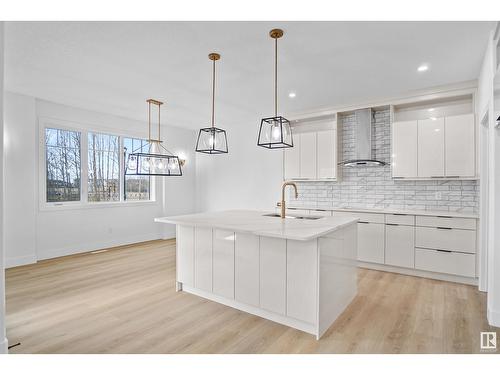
left=39, top=200, right=159, bottom=212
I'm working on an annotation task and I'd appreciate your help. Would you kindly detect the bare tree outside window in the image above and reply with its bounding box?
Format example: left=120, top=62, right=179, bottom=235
left=45, top=128, right=81, bottom=202
left=88, top=132, right=120, bottom=202
left=124, top=137, right=151, bottom=201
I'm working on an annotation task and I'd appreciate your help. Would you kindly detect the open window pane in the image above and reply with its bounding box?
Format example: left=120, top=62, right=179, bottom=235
left=124, top=137, right=151, bottom=201
left=45, top=128, right=81, bottom=202
left=88, top=132, right=120, bottom=202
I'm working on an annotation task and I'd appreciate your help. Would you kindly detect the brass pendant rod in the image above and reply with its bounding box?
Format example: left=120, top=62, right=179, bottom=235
left=274, top=36, right=278, bottom=117
left=158, top=101, right=161, bottom=141
left=212, top=57, right=216, bottom=128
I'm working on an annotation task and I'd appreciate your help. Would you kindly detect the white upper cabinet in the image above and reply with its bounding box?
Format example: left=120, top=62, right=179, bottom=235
left=418, top=118, right=445, bottom=178
left=392, top=94, right=476, bottom=180
left=299, top=132, right=317, bottom=179
left=284, top=135, right=300, bottom=180
left=317, top=129, right=337, bottom=179
left=445, top=113, right=475, bottom=177
left=392, top=120, right=417, bottom=178
left=283, top=119, right=339, bottom=181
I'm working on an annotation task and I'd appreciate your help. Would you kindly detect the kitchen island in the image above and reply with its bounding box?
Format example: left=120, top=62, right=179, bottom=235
left=155, top=210, right=358, bottom=339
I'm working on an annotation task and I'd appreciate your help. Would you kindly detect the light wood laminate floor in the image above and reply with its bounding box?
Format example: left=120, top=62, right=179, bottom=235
left=6, top=239, right=499, bottom=354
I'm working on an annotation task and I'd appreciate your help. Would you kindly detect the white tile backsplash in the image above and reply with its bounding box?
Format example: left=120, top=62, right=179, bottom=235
left=290, top=110, right=479, bottom=213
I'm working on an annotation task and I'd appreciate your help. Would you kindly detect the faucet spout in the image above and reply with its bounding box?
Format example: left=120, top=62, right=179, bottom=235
left=280, top=181, right=298, bottom=219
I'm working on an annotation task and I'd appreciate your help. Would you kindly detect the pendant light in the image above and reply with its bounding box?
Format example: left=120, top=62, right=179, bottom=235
left=257, top=28, right=293, bottom=149
left=195, top=53, right=228, bottom=154
left=125, top=99, right=183, bottom=176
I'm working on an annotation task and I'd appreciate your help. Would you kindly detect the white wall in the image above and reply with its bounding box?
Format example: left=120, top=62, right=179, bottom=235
left=0, top=21, right=8, bottom=354
left=3, top=92, right=196, bottom=267
left=477, top=22, right=500, bottom=327
left=195, top=120, right=283, bottom=212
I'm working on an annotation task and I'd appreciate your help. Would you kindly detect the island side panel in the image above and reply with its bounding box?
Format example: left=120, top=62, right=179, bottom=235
left=260, top=236, right=287, bottom=315
left=194, top=227, right=213, bottom=292
left=287, top=239, right=318, bottom=325
left=176, top=225, right=195, bottom=289
left=213, top=229, right=235, bottom=299
left=317, top=222, right=358, bottom=339
left=235, top=233, right=260, bottom=307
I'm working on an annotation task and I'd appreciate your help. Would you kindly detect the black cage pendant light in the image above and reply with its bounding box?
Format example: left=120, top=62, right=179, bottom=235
left=125, top=99, right=183, bottom=176
left=257, top=28, right=293, bottom=149
left=195, top=53, right=228, bottom=154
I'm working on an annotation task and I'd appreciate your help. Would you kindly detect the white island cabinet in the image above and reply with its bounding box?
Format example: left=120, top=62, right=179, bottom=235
left=155, top=210, right=358, bottom=339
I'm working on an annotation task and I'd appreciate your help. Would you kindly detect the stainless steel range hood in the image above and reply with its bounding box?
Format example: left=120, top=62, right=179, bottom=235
left=340, top=108, right=386, bottom=167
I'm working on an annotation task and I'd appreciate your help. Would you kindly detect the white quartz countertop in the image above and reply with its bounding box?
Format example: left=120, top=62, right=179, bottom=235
left=286, top=205, right=479, bottom=219
left=155, top=210, right=358, bottom=241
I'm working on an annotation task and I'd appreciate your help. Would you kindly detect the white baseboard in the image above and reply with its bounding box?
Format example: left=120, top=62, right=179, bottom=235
left=488, top=308, right=500, bottom=327
left=0, top=337, right=8, bottom=354
left=5, top=254, right=37, bottom=269
left=36, top=232, right=163, bottom=261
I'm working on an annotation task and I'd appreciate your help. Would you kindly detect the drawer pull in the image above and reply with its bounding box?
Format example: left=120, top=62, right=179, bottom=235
left=392, top=213, right=407, bottom=216
left=431, top=176, right=444, bottom=178
left=386, top=223, right=399, bottom=226
left=435, top=249, right=452, bottom=253
left=358, top=221, right=369, bottom=224
left=446, top=176, right=460, bottom=178
left=437, top=215, right=453, bottom=219
left=436, top=227, right=453, bottom=230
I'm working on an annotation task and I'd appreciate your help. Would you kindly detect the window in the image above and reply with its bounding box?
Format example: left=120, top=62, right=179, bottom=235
left=43, top=122, right=153, bottom=207
left=45, top=128, right=81, bottom=202
left=124, top=137, right=151, bottom=201
left=88, top=132, right=120, bottom=202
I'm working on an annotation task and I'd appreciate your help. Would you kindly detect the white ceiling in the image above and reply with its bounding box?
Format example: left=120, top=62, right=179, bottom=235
left=5, top=21, right=494, bottom=130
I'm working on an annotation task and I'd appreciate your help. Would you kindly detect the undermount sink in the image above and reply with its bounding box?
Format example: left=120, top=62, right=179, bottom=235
left=262, top=213, right=324, bottom=220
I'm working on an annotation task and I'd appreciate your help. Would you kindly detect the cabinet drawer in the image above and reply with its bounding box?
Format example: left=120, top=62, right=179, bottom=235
left=309, top=209, right=332, bottom=217
left=415, top=248, right=475, bottom=277
left=415, top=215, right=476, bottom=230
left=333, top=211, right=385, bottom=224
left=415, top=226, right=476, bottom=254
left=385, top=214, right=415, bottom=225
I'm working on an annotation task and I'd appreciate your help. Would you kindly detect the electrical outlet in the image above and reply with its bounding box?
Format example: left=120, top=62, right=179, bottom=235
left=435, top=192, right=442, bottom=200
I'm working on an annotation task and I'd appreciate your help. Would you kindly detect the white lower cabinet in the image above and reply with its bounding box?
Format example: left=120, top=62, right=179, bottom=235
left=194, top=227, right=213, bottom=292
left=235, top=233, right=260, bottom=307
left=415, top=248, right=475, bottom=277
left=176, top=225, right=195, bottom=286
left=385, top=224, right=415, bottom=268
left=357, top=222, right=385, bottom=264
left=259, top=237, right=287, bottom=315
left=287, top=239, right=318, bottom=324
left=212, top=229, right=235, bottom=299
left=415, top=227, right=476, bottom=254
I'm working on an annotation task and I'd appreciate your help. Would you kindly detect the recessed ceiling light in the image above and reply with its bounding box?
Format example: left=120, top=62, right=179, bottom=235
left=417, top=64, right=429, bottom=72
left=430, top=117, right=437, bottom=121
left=428, top=108, right=435, bottom=112
left=288, top=92, right=296, bottom=98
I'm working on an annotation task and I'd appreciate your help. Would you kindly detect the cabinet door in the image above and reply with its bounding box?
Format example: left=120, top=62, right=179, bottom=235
left=235, top=233, right=260, bottom=306
left=418, top=118, right=445, bottom=177
left=194, top=227, right=213, bottom=292
left=213, top=229, right=235, bottom=299
left=260, top=236, right=286, bottom=315
left=300, top=132, right=317, bottom=179
left=316, top=129, right=336, bottom=179
left=176, top=225, right=194, bottom=286
left=385, top=224, right=415, bottom=268
left=445, top=113, right=475, bottom=177
left=357, top=222, right=385, bottom=264
left=287, top=239, right=318, bottom=324
left=284, top=134, right=300, bottom=180
left=392, top=120, right=417, bottom=177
